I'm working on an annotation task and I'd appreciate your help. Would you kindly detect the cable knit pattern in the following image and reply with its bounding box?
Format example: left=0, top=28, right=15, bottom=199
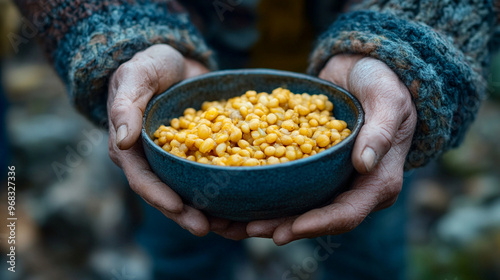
left=309, top=2, right=498, bottom=169
left=15, top=0, right=215, bottom=126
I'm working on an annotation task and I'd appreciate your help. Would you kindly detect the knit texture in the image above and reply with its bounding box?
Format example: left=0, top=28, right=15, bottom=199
left=15, top=0, right=215, bottom=127
left=309, top=1, right=498, bottom=169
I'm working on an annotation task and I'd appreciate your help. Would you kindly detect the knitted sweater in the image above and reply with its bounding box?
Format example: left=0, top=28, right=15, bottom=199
left=14, top=0, right=500, bottom=169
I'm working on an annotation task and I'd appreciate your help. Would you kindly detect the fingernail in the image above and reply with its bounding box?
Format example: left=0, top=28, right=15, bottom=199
left=116, top=125, right=128, bottom=148
left=361, top=147, right=376, bottom=172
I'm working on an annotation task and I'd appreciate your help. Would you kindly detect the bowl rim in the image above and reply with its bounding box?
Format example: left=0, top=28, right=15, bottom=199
left=142, top=68, right=364, bottom=171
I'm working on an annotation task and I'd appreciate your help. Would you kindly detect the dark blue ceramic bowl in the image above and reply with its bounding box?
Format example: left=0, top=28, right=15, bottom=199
left=142, top=69, right=364, bottom=221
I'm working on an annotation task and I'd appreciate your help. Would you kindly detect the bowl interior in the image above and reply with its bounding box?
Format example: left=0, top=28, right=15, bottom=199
left=144, top=69, right=362, bottom=150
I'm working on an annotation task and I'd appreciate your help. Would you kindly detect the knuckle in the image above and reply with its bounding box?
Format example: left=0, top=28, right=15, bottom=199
left=335, top=201, right=369, bottom=233
left=115, top=62, right=136, bottom=78
left=128, top=179, right=142, bottom=196
left=115, top=59, right=158, bottom=96
left=108, top=148, right=119, bottom=165
left=108, top=140, right=121, bottom=166
left=110, top=97, right=131, bottom=116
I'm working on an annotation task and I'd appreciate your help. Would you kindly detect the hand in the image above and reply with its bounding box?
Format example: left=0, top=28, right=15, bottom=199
left=107, top=44, right=212, bottom=236
left=246, top=54, right=418, bottom=245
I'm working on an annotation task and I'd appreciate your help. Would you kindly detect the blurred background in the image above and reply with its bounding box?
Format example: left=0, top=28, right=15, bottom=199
left=1, top=1, right=500, bottom=279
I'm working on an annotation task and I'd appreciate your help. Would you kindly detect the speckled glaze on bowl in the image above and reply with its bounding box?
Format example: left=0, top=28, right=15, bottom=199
left=142, top=69, right=364, bottom=222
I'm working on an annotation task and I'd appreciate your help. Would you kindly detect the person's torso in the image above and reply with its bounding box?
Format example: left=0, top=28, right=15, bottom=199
left=179, top=0, right=347, bottom=71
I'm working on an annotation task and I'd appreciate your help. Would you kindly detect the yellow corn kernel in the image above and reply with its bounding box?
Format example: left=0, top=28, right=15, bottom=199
left=171, top=118, right=180, bottom=129
left=300, top=143, right=313, bottom=154
left=296, top=150, right=303, bottom=159
left=194, top=138, right=204, bottom=149
left=179, top=118, right=190, bottom=129
left=282, top=120, right=296, bottom=131
left=280, top=157, right=290, bottom=163
left=252, top=138, right=265, bottom=146
left=330, top=131, right=341, bottom=142
left=264, top=146, right=276, bottom=157
left=294, top=135, right=305, bottom=145
left=184, top=108, right=196, bottom=116
left=275, top=146, right=286, bottom=157
left=184, top=137, right=198, bottom=149
left=340, top=131, right=350, bottom=139
left=265, top=133, right=278, bottom=144
left=241, top=123, right=250, bottom=133
left=238, top=139, right=250, bottom=149
left=204, top=107, right=218, bottom=121
left=267, top=113, right=277, bottom=125
left=250, top=130, right=259, bottom=139
left=327, top=120, right=343, bottom=131
left=314, top=99, right=325, bottom=110
left=227, top=154, right=244, bottom=166
left=267, top=156, right=280, bottom=165
left=175, top=132, right=187, bottom=143
left=199, top=138, right=215, bottom=153
left=162, top=143, right=171, bottom=152
left=296, top=105, right=310, bottom=116
left=212, top=122, right=222, bottom=133
left=170, top=139, right=181, bottom=148
left=242, top=158, right=260, bottom=166
left=215, top=143, right=227, bottom=157
left=319, top=116, right=329, bottom=125
left=316, top=134, right=330, bottom=148
left=254, top=151, right=265, bottom=159
left=268, top=98, right=279, bottom=108
left=249, top=119, right=260, bottom=130
left=254, top=109, right=265, bottom=117
left=158, top=137, right=167, bottom=146
left=212, top=157, right=226, bottom=166
left=198, top=124, right=211, bottom=139
left=230, top=128, right=242, bottom=142
left=309, top=119, right=319, bottom=127
left=281, top=135, right=293, bottom=146
left=340, top=120, right=348, bottom=130
left=286, top=150, right=297, bottom=161
left=198, top=157, right=210, bottom=164
left=215, top=133, right=229, bottom=144
left=325, top=101, right=334, bottom=111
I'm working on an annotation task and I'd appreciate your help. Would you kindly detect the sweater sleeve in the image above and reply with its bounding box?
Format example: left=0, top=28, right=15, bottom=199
left=14, top=0, right=216, bottom=127
left=308, top=0, right=499, bottom=169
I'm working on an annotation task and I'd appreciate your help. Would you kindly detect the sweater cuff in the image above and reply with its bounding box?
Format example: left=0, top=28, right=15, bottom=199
left=308, top=10, right=486, bottom=170
left=52, top=3, right=216, bottom=127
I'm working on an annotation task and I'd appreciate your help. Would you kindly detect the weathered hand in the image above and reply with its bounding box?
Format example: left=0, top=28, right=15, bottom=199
left=246, top=54, right=417, bottom=245
left=107, top=44, right=212, bottom=236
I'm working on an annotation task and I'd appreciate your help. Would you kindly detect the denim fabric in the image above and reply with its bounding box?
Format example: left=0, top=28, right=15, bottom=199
left=317, top=174, right=411, bottom=280
left=137, top=204, right=245, bottom=280
left=137, top=174, right=412, bottom=280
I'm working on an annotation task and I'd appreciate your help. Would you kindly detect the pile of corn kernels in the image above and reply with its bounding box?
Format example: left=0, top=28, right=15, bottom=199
left=153, top=87, right=351, bottom=166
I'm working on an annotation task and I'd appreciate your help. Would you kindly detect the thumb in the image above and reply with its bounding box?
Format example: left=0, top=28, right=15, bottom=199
left=108, top=44, right=186, bottom=149
left=347, top=58, right=412, bottom=173
left=320, top=55, right=412, bottom=173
